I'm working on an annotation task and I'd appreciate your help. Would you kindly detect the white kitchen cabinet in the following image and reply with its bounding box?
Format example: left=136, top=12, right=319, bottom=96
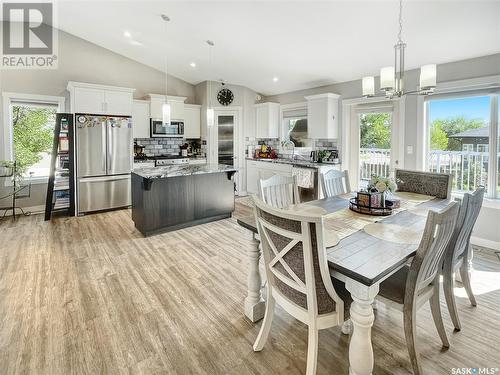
left=147, top=94, right=186, bottom=120
left=67, top=82, right=134, bottom=116
left=132, top=100, right=150, bottom=139
left=305, top=93, right=340, bottom=139
left=168, top=96, right=186, bottom=121
left=254, top=103, right=280, bottom=139
left=184, top=104, right=201, bottom=138
left=246, top=160, right=292, bottom=194
left=72, top=87, right=105, bottom=114
left=105, top=90, right=133, bottom=116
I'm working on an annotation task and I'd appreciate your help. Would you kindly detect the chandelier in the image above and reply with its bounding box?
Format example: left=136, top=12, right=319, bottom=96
left=362, top=0, right=436, bottom=98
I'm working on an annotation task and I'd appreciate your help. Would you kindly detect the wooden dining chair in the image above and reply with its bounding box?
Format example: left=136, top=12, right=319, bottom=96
left=320, top=169, right=350, bottom=198
left=443, top=186, right=485, bottom=331
left=377, top=201, right=459, bottom=375
left=258, top=174, right=300, bottom=209
left=395, top=169, right=452, bottom=199
left=252, top=195, right=351, bottom=375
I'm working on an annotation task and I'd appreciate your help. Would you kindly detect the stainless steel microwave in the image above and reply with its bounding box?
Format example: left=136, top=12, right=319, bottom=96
left=150, top=119, right=184, bottom=137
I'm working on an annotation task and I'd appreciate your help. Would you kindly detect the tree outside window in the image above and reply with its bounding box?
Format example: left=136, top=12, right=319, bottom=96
left=11, top=104, right=56, bottom=177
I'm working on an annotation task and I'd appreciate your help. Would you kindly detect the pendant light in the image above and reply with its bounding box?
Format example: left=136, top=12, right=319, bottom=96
left=161, top=14, right=171, bottom=126
left=362, top=0, right=436, bottom=98
left=206, top=40, right=215, bottom=128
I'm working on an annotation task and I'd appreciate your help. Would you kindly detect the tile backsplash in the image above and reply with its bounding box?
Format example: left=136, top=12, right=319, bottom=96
left=244, top=138, right=338, bottom=157
left=135, top=138, right=184, bottom=156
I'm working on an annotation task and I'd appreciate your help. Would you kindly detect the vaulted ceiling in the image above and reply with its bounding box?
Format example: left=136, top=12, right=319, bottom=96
left=56, top=1, right=500, bottom=95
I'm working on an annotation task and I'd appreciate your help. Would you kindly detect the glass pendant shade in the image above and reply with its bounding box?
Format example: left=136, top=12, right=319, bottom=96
left=419, top=64, right=437, bottom=91
left=162, top=102, right=171, bottom=126
left=380, top=66, right=395, bottom=91
left=206, top=107, right=214, bottom=128
left=362, top=76, right=375, bottom=97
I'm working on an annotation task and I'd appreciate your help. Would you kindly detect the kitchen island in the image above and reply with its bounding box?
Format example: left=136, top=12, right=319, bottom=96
left=131, top=164, right=237, bottom=236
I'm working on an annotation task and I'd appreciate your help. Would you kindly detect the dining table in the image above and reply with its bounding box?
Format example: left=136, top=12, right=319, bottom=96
left=237, top=193, right=450, bottom=375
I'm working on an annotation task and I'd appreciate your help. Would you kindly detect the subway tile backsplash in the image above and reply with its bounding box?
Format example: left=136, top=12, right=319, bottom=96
left=135, top=138, right=185, bottom=155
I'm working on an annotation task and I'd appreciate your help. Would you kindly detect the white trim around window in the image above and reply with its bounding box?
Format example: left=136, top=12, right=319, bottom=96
left=416, top=76, right=500, bottom=199
left=279, top=102, right=307, bottom=141
left=2, top=92, right=66, bottom=184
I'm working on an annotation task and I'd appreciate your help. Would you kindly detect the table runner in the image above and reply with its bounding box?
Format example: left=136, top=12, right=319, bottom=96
left=321, top=193, right=434, bottom=242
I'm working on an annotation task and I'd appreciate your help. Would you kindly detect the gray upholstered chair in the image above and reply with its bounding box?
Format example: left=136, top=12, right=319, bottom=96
left=377, top=201, right=459, bottom=375
left=395, top=169, right=452, bottom=199
left=252, top=195, right=351, bottom=375
left=443, top=186, right=485, bottom=331
left=258, top=174, right=300, bottom=209
left=320, top=169, right=350, bottom=198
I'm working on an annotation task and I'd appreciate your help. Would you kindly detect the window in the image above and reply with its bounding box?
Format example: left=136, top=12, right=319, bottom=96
left=426, top=94, right=499, bottom=198
left=477, top=144, right=489, bottom=153
left=11, top=102, right=57, bottom=178
left=281, top=106, right=312, bottom=148
left=3, top=93, right=64, bottom=181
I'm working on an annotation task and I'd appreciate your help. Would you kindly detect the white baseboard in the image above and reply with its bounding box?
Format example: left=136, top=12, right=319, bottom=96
left=1, top=204, right=45, bottom=216
left=471, top=236, right=500, bottom=251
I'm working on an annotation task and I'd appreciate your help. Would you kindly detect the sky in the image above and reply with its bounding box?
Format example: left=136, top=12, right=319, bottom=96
left=429, top=95, right=492, bottom=123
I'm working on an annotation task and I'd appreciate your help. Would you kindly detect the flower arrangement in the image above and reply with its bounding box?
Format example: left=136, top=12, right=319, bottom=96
left=368, top=175, right=397, bottom=194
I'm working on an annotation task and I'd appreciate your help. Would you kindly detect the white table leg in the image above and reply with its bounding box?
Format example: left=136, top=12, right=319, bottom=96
left=244, top=233, right=265, bottom=322
left=345, top=279, right=379, bottom=375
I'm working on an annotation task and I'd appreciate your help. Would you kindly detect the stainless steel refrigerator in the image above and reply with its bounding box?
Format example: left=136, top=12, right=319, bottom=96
left=217, top=115, right=234, bottom=166
left=75, top=114, right=132, bottom=214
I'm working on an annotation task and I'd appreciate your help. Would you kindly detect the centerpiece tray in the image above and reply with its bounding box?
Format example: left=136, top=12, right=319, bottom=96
left=349, top=198, right=393, bottom=216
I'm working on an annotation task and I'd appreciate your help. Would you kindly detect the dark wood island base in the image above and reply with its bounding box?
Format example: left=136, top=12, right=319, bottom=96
left=131, top=164, right=237, bottom=236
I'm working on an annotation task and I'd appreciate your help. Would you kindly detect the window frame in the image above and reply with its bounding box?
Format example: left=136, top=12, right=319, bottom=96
left=279, top=102, right=309, bottom=149
left=422, top=90, right=499, bottom=199
left=2, top=92, right=65, bottom=184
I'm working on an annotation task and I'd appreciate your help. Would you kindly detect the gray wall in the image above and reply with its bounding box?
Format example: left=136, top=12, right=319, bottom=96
left=0, top=29, right=196, bottom=101
left=0, top=29, right=196, bottom=210
left=267, top=53, right=500, bottom=248
left=266, top=53, right=500, bottom=170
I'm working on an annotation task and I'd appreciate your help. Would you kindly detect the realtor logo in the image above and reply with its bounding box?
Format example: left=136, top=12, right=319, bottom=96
left=2, top=2, right=58, bottom=69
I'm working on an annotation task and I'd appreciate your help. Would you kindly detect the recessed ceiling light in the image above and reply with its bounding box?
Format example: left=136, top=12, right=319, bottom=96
left=123, top=31, right=131, bottom=38
left=190, top=62, right=196, bottom=68
left=273, top=77, right=279, bottom=82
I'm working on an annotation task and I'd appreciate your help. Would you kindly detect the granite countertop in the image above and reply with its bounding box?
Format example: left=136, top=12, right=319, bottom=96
left=246, top=157, right=340, bottom=169
left=133, top=163, right=237, bottom=179
left=134, top=156, right=206, bottom=163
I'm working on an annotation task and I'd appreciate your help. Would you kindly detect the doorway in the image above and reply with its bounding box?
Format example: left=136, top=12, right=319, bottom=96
left=346, top=100, right=403, bottom=190
left=210, top=107, right=243, bottom=194
left=357, top=111, right=393, bottom=189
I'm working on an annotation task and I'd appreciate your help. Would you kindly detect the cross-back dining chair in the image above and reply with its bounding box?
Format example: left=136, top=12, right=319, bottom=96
left=258, top=174, right=300, bottom=209
left=377, top=201, right=459, bottom=375
left=252, top=195, right=351, bottom=375
left=320, top=169, right=350, bottom=198
left=443, top=186, right=484, bottom=331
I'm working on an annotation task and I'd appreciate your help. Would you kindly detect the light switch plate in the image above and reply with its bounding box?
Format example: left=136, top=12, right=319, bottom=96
left=407, top=145, right=414, bottom=154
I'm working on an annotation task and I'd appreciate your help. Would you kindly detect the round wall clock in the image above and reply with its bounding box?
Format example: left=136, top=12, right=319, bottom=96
left=217, top=88, right=234, bottom=106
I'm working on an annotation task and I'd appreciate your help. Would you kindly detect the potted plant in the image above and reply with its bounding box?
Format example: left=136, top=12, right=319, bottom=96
left=367, top=175, right=397, bottom=207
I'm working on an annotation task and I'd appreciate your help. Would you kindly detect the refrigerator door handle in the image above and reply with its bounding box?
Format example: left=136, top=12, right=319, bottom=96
left=107, top=120, right=112, bottom=174
left=102, top=122, right=107, bottom=173
left=80, top=175, right=130, bottom=183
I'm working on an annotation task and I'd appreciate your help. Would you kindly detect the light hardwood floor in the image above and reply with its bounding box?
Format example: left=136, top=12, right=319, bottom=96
left=0, top=205, right=499, bottom=374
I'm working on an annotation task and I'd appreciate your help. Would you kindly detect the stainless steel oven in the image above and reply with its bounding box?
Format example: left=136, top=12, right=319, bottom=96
left=150, top=119, right=184, bottom=137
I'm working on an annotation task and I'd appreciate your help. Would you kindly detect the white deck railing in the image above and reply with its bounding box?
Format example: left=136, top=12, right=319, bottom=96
left=359, top=148, right=498, bottom=192
left=359, top=148, right=391, bottom=182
